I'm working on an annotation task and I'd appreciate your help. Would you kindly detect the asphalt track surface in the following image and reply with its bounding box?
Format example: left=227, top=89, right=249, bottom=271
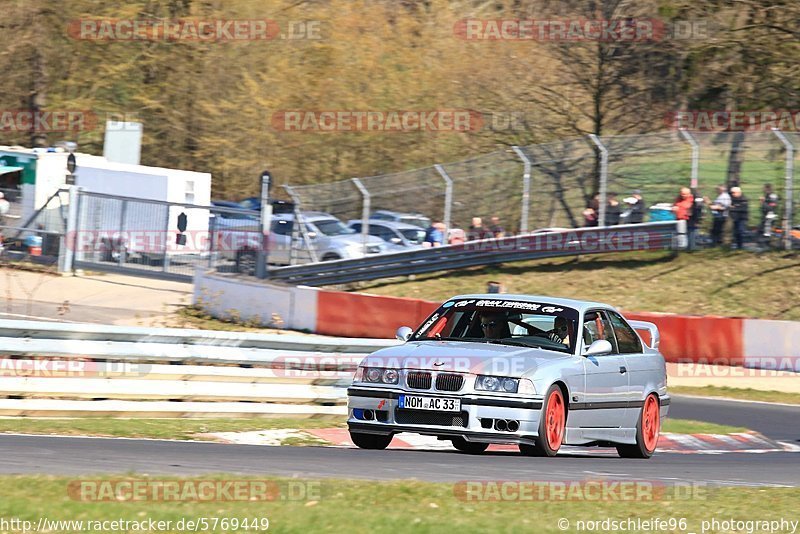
left=0, top=396, right=797, bottom=485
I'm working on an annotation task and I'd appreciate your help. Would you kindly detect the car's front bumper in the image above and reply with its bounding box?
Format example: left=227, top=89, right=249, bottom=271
left=347, top=387, right=545, bottom=445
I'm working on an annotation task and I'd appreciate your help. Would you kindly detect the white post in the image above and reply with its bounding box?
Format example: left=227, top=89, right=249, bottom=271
left=434, top=164, right=453, bottom=238
left=351, top=178, right=370, bottom=253
left=588, top=134, right=608, bottom=227
left=59, top=185, right=82, bottom=273
left=679, top=128, right=699, bottom=189
left=772, top=128, right=794, bottom=251
left=511, top=146, right=531, bottom=233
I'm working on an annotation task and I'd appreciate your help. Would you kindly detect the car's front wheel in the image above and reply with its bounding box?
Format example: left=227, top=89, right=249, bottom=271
left=451, top=437, right=489, bottom=454
left=617, top=393, right=660, bottom=459
left=350, top=431, right=393, bottom=450
left=519, top=384, right=566, bottom=457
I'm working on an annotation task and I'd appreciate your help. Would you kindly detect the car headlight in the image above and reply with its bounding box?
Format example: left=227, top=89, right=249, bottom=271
left=476, top=375, right=519, bottom=393
left=360, top=367, right=399, bottom=385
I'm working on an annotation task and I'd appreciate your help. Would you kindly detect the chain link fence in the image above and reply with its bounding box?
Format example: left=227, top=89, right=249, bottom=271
left=285, top=130, right=797, bottom=253
left=72, top=191, right=261, bottom=281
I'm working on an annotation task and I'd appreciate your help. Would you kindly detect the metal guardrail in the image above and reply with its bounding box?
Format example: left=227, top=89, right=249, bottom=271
left=267, top=222, right=681, bottom=286
left=0, top=320, right=397, bottom=417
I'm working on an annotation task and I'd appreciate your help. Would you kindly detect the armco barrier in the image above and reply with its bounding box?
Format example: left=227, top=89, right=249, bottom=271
left=194, top=270, right=797, bottom=370
left=0, top=319, right=397, bottom=417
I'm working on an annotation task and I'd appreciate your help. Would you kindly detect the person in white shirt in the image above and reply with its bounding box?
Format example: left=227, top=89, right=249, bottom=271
left=709, top=185, right=731, bottom=246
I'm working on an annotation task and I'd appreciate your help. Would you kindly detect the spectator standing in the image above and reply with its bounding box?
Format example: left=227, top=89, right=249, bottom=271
left=759, top=184, right=780, bottom=238
left=0, top=192, right=9, bottom=227
left=605, top=192, right=621, bottom=225
left=673, top=187, right=696, bottom=249
left=468, top=217, right=492, bottom=240
left=689, top=188, right=706, bottom=248
left=583, top=193, right=600, bottom=227
left=423, top=222, right=445, bottom=247
left=729, top=186, right=749, bottom=250
left=622, top=190, right=646, bottom=224
left=709, top=185, right=731, bottom=246
left=488, top=216, right=505, bottom=238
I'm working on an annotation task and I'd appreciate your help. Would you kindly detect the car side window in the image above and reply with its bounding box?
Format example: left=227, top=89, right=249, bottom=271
left=271, top=220, right=293, bottom=236
left=582, top=311, right=618, bottom=354
left=372, top=227, right=395, bottom=241
left=607, top=311, right=643, bottom=354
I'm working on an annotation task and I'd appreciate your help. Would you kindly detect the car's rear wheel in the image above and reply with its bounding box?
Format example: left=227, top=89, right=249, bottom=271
left=321, top=253, right=341, bottom=262
left=616, top=393, right=660, bottom=459
left=451, top=437, right=489, bottom=454
left=350, top=431, right=392, bottom=450
left=519, top=384, right=566, bottom=457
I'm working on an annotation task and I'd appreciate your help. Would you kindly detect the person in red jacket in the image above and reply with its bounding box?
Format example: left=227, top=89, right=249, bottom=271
left=673, top=187, right=696, bottom=250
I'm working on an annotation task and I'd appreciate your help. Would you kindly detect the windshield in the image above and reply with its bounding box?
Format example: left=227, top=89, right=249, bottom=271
left=400, top=216, right=431, bottom=228
left=413, top=298, right=579, bottom=354
left=400, top=228, right=426, bottom=244
left=313, top=219, right=356, bottom=236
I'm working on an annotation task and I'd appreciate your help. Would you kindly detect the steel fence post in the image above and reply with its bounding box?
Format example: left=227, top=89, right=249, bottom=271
left=118, top=198, right=128, bottom=266
left=588, top=134, right=608, bottom=227
left=59, top=185, right=82, bottom=273
left=511, top=146, right=531, bottom=233
left=351, top=178, right=371, bottom=254
left=434, top=164, right=453, bottom=237
left=162, top=203, right=171, bottom=272
left=679, top=129, right=700, bottom=189
left=256, top=172, right=272, bottom=279
left=772, top=128, right=794, bottom=251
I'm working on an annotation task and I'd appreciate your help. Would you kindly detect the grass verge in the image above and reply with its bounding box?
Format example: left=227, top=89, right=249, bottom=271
left=356, top=249, right=800, bottom=321
left=661, top=418, right=748, bottom=434
left=670, top=386, right=800, bottom=405
left=0, top=475, right=797, bottom=533
left=0, top=417, right=745, bottom=441
left=0, top=417, right=346, bottom=440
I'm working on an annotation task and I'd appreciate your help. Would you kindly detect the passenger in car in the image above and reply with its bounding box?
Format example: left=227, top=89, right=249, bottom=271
left=546, top=316, right=571, bottom=346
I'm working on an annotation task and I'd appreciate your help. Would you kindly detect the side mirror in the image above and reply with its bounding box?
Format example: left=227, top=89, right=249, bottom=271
left=389, top=237, right=402, bottom=244
left=583, top=339, right=612, bottom=357
left=306, top=232, right=317, bottom=240
left=396, top=326, right=413, bottom=342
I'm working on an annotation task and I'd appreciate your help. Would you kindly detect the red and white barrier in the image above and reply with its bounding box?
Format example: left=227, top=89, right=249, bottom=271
left=194, top=270, right=799, bottom=372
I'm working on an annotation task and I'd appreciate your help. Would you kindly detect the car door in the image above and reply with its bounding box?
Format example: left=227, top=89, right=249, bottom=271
left=606, top=310, right=650, bottom=428
left=573, top=309, right=629, bottom=428
left=268, top=219, right=293, bottom=265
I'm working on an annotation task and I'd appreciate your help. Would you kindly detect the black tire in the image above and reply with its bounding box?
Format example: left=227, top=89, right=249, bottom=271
left=350, top=431, right=392, bottom=450
left=519, top=384, right=567, bottom=458
left=321, top=253, right=341, bottom=262
left=235, top=249, right=257, bottom=275
left=616, top=394, right=660, bottom=459
left=451, top=437, right=489, bottom=454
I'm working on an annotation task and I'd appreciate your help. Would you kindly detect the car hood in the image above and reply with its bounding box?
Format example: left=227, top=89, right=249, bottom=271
left=361, top=340, right=572, bottom=377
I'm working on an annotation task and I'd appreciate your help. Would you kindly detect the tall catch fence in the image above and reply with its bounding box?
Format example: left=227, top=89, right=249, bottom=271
left=285, top=130, right=797, bottom=253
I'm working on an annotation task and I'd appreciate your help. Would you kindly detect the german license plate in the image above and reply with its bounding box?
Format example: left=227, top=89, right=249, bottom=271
left=398, top=394, right=460, bottom=412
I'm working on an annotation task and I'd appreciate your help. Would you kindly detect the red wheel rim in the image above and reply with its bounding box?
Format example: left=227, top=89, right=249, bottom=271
left=545, top=389, right=565, bottom=451
left=642, top=395, right=660, bottom=452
